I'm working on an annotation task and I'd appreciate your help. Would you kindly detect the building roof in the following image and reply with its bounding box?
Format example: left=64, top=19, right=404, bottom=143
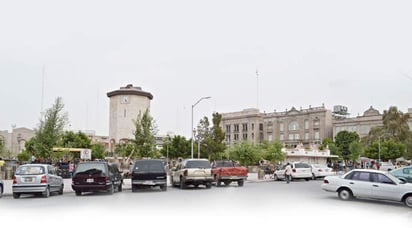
left=106, top=84, right=153, bottom=100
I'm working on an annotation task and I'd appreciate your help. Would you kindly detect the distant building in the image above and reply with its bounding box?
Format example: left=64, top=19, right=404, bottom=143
left=220, top=104, right=333, bottom=148
left=333, top=106, right=383, bottom=139
left=107, top=84, right=153, bottom=151
left=0, top=127, right=35, bottom=159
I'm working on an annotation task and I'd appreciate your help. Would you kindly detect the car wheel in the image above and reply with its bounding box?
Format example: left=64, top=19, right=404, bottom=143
left=42, top=186, right=50, bottom=198
left=180, top=177, right=186, bottom=189
left=59, top=184, right=64, bottom=195
left=312, top=173, right=316, bottom=180
left=75, top=191, right=82, bottom=196
left=238, top=179, right=244, bottom=187
left=338, top=188, right=353, bottom=201
left=224, top=180, right=231, bottom=186
left=108, top=183, right=114, bottom=195
left=13, top=193, right=20, bottom=199
left=404, top=195, right=412, bottom=208
left=205, top=182, right=212, bottom=189
left=160, top=184, right=167, bottom=191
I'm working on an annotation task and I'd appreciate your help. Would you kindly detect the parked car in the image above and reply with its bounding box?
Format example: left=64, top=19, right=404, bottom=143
left=273, top=162, right=312, bottom=181
left=131, top=159, right=167, bottom=192
left=310, top=164, right=335, bottom=180
left=211, top=160, right=248, bottom=187
left=71, top=161, right=123, bottom=196
left=379, top=161, right=396, bottom=171
left=322, top=169, right=412, bottom=208
left=170, top=158, right=213, bottom=189
left=390, top=166, right=412, bottom=183
left=0, top=180, right=3, bottom=198
left=12, top=164, right=64, bottom=199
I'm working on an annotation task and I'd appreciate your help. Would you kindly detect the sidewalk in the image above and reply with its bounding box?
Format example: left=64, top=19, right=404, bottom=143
left=1, top=172, right=271, bottom=196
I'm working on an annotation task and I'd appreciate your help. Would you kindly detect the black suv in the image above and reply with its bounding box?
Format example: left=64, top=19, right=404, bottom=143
left=72, top=161, right=123, bottom=196
left=131, top=159, right=167, bottom=192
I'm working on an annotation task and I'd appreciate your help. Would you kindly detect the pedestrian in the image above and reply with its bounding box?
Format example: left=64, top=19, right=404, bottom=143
left=284, top=162, right=292, bottom=184
left=68, top=160, right=74, bottom=177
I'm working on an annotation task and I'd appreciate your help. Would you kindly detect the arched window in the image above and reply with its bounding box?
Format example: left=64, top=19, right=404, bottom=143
left=289, top=121, right=299, bottom=131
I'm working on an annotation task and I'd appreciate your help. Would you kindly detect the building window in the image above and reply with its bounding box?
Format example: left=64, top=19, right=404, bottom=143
left=226, top=125, right=231, bottom=133
left=288, top=134, right=294, bottom=140
left=234, top=134, right=239, bottom=141
left=294, top=134, right=300, bottom=140
left=225, top=135, right=231, bottom=144
left=280, top=122, right=284, bottom=132
left=280, top=134, right=284, bottom=140
left=251, top=123, right=255, bottom=131
left=305, top=132, right=309, bottom=140
left=243, top=133, right=248, bottom=140
left=289, top=121, right=299, bottom=131
left=259, top=123, right=263, bottom=131
left=314, top=119, right=320, bottom=127
left=305, top=120, right=309, bottom=129
left=234, top=124, right=239, bottom=132
left=242, top=123, right=248, bottom=132
left=314, top=131, right=320, bottom=140
left=268, top=135, right=273, bottom=142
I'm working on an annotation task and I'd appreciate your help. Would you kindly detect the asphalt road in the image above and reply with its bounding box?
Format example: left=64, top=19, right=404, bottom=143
left=1, top=178, right=411, bottom=227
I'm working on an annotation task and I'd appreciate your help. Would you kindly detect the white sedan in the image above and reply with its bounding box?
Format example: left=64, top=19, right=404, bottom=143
left=310, top=164, right=335, bottom=179
left=321, top=169, right=412, bottom=208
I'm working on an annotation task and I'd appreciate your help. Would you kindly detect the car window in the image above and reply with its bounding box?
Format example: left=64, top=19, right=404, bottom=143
left=403, top=168, right=412, bottom=175
left=371, top=173, right=395, bottom=185
left=185, top=160, right=211, bottom=168
left=16, top=166, right=45, bottom=175
left=75, top=163, right=107, bottom=175
left=348, top=171, right=370, bottom=182
left=294, top=163, right=310, bottom=168
left=134, top=160, right=165, bottom=172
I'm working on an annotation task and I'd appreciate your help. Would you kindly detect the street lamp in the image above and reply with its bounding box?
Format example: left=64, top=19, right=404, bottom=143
left=191, top=96, right=211, bottom=159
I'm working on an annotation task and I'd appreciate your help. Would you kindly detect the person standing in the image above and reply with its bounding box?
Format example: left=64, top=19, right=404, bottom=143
left=284, top=162, right=292, bottom=184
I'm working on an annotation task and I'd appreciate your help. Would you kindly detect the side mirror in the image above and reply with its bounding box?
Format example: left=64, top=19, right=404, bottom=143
left=398, top=178, right=407, bottom=184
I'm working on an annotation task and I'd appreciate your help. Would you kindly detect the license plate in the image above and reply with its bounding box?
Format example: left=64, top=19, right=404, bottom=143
left=24, top=177, right=33, bottom=182
left=143, top=181, right=155, bottom=185
left=86, top=178, right=94, bottom=183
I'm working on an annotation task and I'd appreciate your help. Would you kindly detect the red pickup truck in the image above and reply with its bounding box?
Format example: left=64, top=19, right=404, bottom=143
left=211, top=160, right=248, bottom=187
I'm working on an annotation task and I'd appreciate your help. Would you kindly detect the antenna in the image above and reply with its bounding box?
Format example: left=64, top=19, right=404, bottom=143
left=256, top=68, right=259, bottom=109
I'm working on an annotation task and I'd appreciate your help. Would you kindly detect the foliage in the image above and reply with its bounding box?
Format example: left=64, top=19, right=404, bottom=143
left=258, top=141, right=284, bottom=162
left=196, top=112, right=226, bottom=160
left=335, top=130, right=360, bottom=161
left=114, top=143, right=135, bottom=158
left=320, top=138, right=339, bottom=159
left=91, top=143, right=106, bottom=160
left=364, top=139, right=405, bottom=161
left=227, top=141, right=260, bottom=166
left=160, top=135, right=191, bottom=159
left=58, top=131, right=91, bottom=148
left=17, top=151, right=31, bottom=162
left=131, top=109, right=158, bottom=159
left=382, top=106, right=410, bottom=141
left=27, top=97, right=68, bottom=160
left=348, top=141, right=363, bottom=162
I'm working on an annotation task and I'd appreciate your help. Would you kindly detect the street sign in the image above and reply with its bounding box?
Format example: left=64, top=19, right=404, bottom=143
left=80, top=149, right=92, bottom=160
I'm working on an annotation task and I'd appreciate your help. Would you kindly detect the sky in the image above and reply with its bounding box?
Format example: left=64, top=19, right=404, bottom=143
left=1, top=0, right=411, bottom=138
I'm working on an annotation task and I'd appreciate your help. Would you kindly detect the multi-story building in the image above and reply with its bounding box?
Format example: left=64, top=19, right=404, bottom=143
left=332, top=106, right=383, bottom=139
left=107, top=84, right=153, bottom=151
left=0, top=127, right=35, bottom=159
left=221, top=104, right=333, bottom=148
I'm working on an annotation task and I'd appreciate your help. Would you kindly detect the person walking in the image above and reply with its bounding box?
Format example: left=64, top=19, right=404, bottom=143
left=284, top=162, right=292, bottom=184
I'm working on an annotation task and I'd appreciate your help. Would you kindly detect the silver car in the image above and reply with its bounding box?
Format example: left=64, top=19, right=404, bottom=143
left=12, top=164, right=64, bottom=198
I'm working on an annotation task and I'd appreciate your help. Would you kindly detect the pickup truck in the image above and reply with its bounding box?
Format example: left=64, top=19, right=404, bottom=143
left=211, top=160, right=248, bottom=187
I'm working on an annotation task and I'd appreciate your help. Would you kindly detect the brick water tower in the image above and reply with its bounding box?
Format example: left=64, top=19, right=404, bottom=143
left=107, top=84, right=153, bottom=151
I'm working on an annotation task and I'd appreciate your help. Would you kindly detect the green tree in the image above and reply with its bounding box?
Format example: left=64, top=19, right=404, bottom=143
left=227, top=142, right=260, bottom=166
left=29, top=97, right=68, bottom=160
left=58, top=131, right=91, bottom=148
left=364, top=139, right=405, bottom=161
left=160, top=135, right=191, bottom=159
left=335, top=130, right=360, bottom=162
left=114, top=143, right=135, bottom=158
left=131, top=109, right=158, bottom=158
left=320, top=138, right=339, bottom=159
left=91, top=143, right=106, bottom=160
left=383, top=106, right=410, bottom=141
left=196, top=112, right=226, bottom=160
left=258, top=141, right=284, bottom=163
left=17, top=151, right=31, bottom=163
left=348, top=141, right=363, bottom=163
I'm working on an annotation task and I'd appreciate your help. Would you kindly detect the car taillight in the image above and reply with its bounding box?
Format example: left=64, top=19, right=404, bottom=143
left=318, top=169, right=323, bottom=172
left=13, top=176, right=17, bottom=184
left=41, top=175, right=47, bottom=183
left=105, top=176, right=110, bottom=183
left=292, top=168, right=296, bottom=173
left=323, top=179, right=329, bottom=184
left=183, top=170, right=188, bottom=176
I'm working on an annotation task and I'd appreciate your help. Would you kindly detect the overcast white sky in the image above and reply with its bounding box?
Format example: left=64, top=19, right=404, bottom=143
left=1, top=0, right=411, bottom=138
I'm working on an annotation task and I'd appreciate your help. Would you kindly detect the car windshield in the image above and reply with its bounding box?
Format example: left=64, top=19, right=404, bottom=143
left=214, top=161, right=233, bottom=167
left=185, top=160, right=211, bottom=168
left=295, top=163, right=310, bottom=168
left=16, top=166, right=45, bottom=175
left=134, top=160, right=165, bottom=172
left=74, top=163, right=107, bottom=175
left=312, top=164, right=327, bottom=168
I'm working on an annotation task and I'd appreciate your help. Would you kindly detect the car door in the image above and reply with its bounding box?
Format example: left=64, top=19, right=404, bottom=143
left=47, top=165, right=60, bottom=191
left=345, top=171, right=373, bottom=198
left=370, top=173, right=401, bottom=201
left=402, top=167, right=412, bottom=183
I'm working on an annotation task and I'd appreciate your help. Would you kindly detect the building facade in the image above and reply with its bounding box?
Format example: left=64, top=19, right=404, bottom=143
left=221, top=104, right=333, bottom=148
left=0, top=127, right=35, bottom=159
left=107, top=84, right=153, bottom=151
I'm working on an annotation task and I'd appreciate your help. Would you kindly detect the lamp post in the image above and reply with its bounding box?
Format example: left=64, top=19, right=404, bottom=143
left=378, top=136, right=381, bottom=163
left=191, top=96, right=211, bottom=159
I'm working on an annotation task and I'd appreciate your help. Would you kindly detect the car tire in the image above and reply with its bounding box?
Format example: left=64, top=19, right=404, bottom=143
left=43, top=187, right=50, bottom=198
left=205, top=182, right=212, bottom=189
left=238, top=179, right=244, bottom=187
left=75, top=191, right=82, bottom=196
left=338, top=188, right=353, bottom=201
left=160, top=184, right=167, bottom=191
left=59, top=184, right=64, bottom=195
left=180, top=177, right=186, bottom=189
left=404, top=195, right=412, bottom=208
left=224, top=180, right=231, bottom=186
left=108, top=183, right=114, bottom=195
left=312, top=173, right=316, bottom=180
left=13, top=193, right=20, bottom=199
